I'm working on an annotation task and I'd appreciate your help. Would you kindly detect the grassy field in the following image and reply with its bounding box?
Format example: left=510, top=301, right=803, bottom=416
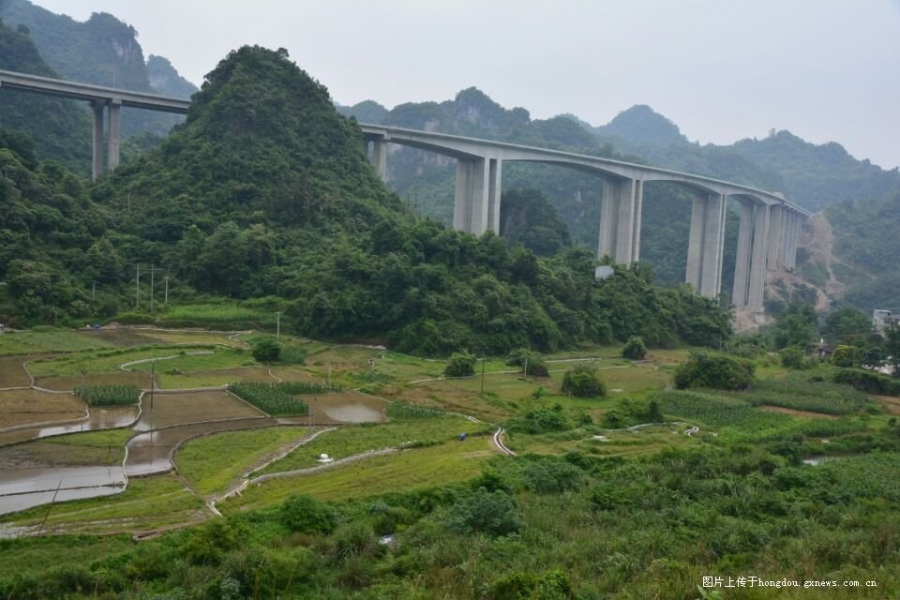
left=0, top=330, right=115, bottom=356
left=0, top=534, right=135, bottom=580
left=175, top=426, right=317, bottom=495
left=0, top=429, right=133, bottom=467
left=222, top=439, right=494, bottom=512
left=28, top=345, right=216, bottom=377
left=0, top=474, right=205, bottom=535
left=256, top=415, right=482, bottom=475
left=129, top=348, right=252, bottom=373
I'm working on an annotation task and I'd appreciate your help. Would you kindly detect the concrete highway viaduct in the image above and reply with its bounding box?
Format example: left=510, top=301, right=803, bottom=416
left=0, top=69, right=808, bottom=312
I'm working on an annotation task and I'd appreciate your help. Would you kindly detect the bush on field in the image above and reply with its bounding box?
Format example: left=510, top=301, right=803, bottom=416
left=281, top=494, right=337, bottom=534
left=229, top=382, right=322, bottom=415
left=833, top=369, right=900, bottom=396
left=252, top=339, right=281, bottom=362
left=522, top=459, right=584, bottom=494
left=75, top=385, right=141, bottom=406
left=446, top=488, right=521, bottom=537
left=674, top=351, right=755, bottom=390
left=780, top=346, right=813, bottom=370
left=506, top=405, right=570, bottom=434
left=622, top=336, right=647, bottom=360
left=561, top=364, right=606, bottom=398
left=830, top=345, right=863, bottom=369
left=444, top=351, right=476, bottom=377
left=506, top=348, right=549, bottom=377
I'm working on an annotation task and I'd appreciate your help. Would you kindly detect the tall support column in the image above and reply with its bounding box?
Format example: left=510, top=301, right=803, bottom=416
left=452, top=157, right=490, bottom=235
left=91, top=100, right=105, bottom=181
left=731, top=200, right=754, bottom=307
left=597, top=181, right=618, bottom=260
left=486, top=158, right=502, bottom=234
left=684, top=192, right=727, bottom=298
left=107, top=100, right=121, bottom=171
left=631, top=180, right=644, bottom=262
left=766, top=204, right=783, bottom=271
left=597, top=178, right=641, bottom=264
left=614, top=179, right=641, bottom=264
left=747, top=203, right=770, bottom=311
left=372, top=137, right=388, bottom=181
left=685, top=195, right=706, bottom=290
left=702, top=194, right=727, bottom=297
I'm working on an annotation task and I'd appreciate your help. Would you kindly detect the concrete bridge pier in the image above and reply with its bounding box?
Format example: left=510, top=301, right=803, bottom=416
left=372, top=137, right=388, bottom=181
left=453, top=157, right=502, bottom=235
left=107, top=99, right=121, bottom=171
left=766, top=204, right=784, bottom=270
left=685, top=192, right=727, bottom=298
left=732, top=201, right=770, bottom=310
left=90, top=100, right=105, bottom=181
left=597, top=178, right=643, bottom=264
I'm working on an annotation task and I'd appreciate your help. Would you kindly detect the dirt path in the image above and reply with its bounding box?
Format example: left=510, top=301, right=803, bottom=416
left=874, top=395, right=900, bottom=415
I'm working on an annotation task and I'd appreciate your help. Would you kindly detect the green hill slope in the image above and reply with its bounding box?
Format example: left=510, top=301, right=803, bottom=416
left=0, top=20, right=91, bottom=173
left=1, top=46, right=731, bottom=354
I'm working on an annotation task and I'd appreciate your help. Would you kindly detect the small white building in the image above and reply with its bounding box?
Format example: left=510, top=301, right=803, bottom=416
left=873, top=309, right=900, bottom=336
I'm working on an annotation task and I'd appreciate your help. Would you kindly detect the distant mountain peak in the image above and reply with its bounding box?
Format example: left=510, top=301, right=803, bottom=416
left=599, top=104, right=689, bottom=147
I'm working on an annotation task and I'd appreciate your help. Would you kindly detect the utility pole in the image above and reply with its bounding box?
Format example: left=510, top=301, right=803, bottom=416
left=147, top=264, right=163, bottom=313
left=524, top=358, right=529, bottom=378
left=135, top=265, right=141, bottom=309
left=276, top=312, right=281, bottom=343
left=91, top=281, right=96, bottom=302
left=164, top=275, right=169, bottom=304
left=150, top=361, right=155, bottom=411
left=480, top=357, right=486, bottom=393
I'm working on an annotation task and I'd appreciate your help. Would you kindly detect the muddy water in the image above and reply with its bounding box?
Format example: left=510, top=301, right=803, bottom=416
left=309, top=392, right=386, bottom=424
left=0, top=406, right=139, bottom=447
left=0, top=465, right=126, bottom=516
left=131, top=390, right=264, bottom=432
left=125, top=417, right=275, bottom=477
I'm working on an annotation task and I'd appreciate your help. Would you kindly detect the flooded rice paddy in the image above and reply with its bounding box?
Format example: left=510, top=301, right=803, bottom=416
left=0, top=329, right=394, bottom=522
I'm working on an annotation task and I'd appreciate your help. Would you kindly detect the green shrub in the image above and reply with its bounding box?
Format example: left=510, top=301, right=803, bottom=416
left=385, top=402, right=444, bottom=420
left=506, top=405, right=570, bottom=434
left=522, top=460, right=584, bottom=494
left=446, top=488, right=521, bottom=536
left=779, top=346, right=811, bottom=370
left=252, top=339, right=281, bottom=362
left=561, top=364, right=606, bottom=398
left=622, top=336, right=647, bottom=360
left=281, top=494, right=337, bottom=533
left=833, top=369, right=900, bottom=396
left=444, top=351, right=476, bottom=377
left=830, top=345, right=863, bottom=369
left=673, top=351, right=755, bottom=390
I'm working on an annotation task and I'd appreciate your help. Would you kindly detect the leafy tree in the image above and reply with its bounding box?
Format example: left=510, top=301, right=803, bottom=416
left=561, top=364, right=606, bottom=398
left=780, top=346, right=811, bottom=370
left=886, top=323, right=900, bottom=379
left=622, top=336, right=647, bottom=360
left=830, top=345, right=863, bottom=369
left=506, top=347, right=549, bottom=377
left=674, top=351, right=755, bottom=390
left=822, top=306, right=873, bottom=346
left=772, top=302, right=818, bottom=350
left=444, top=352, right=476, bottom=377
left=506, top=405, right=570, bottom=434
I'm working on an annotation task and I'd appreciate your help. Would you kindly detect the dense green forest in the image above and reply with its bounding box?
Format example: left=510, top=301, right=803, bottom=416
left=0, top=46, right=732, bottom=356
left=826, top=193, right=900, bottom=312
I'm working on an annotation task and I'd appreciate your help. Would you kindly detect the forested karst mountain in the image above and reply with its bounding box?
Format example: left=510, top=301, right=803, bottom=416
left=0, top=45, right=731, bottom=356
left=0, top=0, right=197, bottom=139
left=0, top=20, right=91, bottom=173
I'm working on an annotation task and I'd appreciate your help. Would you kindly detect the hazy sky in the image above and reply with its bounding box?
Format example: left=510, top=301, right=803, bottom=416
left=31, top=0, right=900, bottom=168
